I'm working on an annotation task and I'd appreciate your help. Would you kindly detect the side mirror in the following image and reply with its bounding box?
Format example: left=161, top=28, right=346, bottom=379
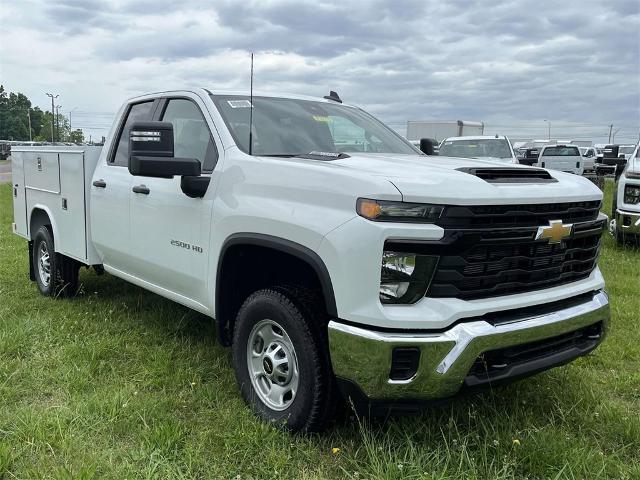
left=419, top=138, right=437, bottom=155
left=519, top=158, right=536, bottom=166
left=128, top=121, right=201, bottom=178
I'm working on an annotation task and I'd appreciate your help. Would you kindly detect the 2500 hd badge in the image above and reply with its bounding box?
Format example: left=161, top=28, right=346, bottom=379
left=170, top=239, right=203, bottom=253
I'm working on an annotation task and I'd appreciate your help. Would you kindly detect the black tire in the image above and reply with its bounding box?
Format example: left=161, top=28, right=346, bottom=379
left=232, top=287, right=338, bottom=433
left=611, top=179, right=619, bottom=220
left=32, top=226, right=79, bottom=298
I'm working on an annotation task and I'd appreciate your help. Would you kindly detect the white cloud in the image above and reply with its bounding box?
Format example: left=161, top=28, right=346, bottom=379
left=1, top=0, right=638, bottom=143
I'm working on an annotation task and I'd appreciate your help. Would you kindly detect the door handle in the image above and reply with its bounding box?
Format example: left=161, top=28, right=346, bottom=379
left=132, top=185, right=150, bottom=195
left=92, top=179, right=107, bottom=188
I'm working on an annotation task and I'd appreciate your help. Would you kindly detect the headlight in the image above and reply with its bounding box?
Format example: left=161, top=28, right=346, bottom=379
left=380, top=251, right=438, bottom=304
left=624, top=185, right=640, bottom=204
left=357, top=198, right=444, bottom=223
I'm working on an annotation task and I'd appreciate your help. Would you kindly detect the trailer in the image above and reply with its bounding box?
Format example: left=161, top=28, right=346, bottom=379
left=406, top=120, right=484, bottom=142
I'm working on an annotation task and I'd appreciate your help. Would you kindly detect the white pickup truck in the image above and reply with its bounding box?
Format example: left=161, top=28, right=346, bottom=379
left=536, top=145, right=584, bottom=175
left=610, top=143, right=640, bottom=245
left=11, top=88, right=609, bottom=432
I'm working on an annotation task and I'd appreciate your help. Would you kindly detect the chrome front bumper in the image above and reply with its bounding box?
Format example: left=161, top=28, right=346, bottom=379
left=615, top=209, right=640, bottom=235
left=328, top=290, right=609, bottom=401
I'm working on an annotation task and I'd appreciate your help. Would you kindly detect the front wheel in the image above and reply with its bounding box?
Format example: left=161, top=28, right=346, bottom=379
left=232, top=288, right=337, bottom=432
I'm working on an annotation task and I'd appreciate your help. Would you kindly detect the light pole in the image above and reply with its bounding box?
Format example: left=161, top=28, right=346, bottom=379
left=68, top=107, right=78, bottom=142
left=543, top=120, right=551, bottom=140
left=55, top=105, right=62, bottom=143
left=46, top=93, right=59, bottom=142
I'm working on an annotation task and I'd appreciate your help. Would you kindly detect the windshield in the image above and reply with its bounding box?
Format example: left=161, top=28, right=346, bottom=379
left=438, top=139, right=512, bottom=159
left=210, top=95, right=418, bottom=157
left=619, top=146, right=635, bottom=154
left=542, top=146, right=580, bottom=156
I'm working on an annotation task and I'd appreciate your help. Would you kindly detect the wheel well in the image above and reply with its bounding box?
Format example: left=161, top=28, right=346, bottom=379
left=216, top=236, right=337, bottom=346
left=30, top=208, right=52, bottom=240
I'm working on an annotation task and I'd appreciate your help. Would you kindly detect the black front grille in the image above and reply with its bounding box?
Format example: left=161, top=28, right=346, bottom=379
left=428, top=221, right=603, bottom=299
left=397, top=201, right=604, bottom=300
left=437, top=201, right=601, bottom=228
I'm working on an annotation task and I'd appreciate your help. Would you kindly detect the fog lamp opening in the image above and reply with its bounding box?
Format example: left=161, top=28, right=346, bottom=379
left=380, top=251, right=438, bottom=304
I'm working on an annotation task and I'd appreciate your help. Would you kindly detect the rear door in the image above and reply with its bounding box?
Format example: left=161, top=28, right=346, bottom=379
left=128, top=94, right=218, bottom=304
left=91, top=100, right=156, bottom=272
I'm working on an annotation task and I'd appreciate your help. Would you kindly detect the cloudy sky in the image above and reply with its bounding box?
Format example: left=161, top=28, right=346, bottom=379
left=1, top=0, right=639, bottom=143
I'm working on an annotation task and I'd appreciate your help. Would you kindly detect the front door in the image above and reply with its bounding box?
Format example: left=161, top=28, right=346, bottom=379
left=128, top=96, right=218, bottom=305
left=91, top=100, right=155, bottom=273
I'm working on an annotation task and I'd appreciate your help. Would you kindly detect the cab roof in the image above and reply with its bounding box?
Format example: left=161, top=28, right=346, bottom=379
left=127, top=88, right=356, bottom=108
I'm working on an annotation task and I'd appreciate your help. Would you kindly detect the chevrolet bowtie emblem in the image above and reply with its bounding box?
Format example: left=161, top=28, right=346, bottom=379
left=536, top=220, right=573, bottom=244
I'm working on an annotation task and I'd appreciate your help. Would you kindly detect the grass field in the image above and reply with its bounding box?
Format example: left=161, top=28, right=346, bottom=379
left=0, top=181, right=638, bottom=479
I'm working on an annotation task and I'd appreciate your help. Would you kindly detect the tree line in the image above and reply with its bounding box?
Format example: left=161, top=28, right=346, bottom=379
left=0, top=85, right=84, bottom=143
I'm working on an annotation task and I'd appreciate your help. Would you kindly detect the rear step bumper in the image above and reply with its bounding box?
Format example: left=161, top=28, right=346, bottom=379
left=328, top=290, right=609, bottom=405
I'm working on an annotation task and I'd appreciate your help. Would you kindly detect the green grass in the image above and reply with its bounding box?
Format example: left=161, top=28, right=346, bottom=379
left=0, top=181, right=638, bottom=479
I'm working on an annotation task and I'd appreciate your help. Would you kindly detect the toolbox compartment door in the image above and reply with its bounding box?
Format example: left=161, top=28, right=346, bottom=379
left=24, top=151, right=61, bottom=193
left=11, top=153, right=28, bottom=238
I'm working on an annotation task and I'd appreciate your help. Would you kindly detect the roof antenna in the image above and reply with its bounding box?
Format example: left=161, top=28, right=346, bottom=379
left=324, top=90, right=342, bottom=103
left=249, top=52, right=254, bottom=156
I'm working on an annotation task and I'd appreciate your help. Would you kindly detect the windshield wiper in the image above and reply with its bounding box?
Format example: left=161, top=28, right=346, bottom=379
left=259, top=151, right=351, bottom=160
left=258, top=154, right=302, bottom=158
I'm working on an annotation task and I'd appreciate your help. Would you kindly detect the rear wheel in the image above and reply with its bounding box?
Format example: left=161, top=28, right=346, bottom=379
left=232, top=288, right=338, bottom=432
left=32, top=226, right=79, bottom=297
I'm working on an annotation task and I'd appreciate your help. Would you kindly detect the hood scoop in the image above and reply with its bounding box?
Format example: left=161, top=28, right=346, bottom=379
left=457, top=167, right=557, bottom=184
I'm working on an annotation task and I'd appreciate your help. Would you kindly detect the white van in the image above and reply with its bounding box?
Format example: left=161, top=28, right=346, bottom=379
left=537, top=145, right=584, bottom=175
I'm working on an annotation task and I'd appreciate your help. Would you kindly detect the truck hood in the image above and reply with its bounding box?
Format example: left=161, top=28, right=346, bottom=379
left=329, top=153, right=603, bottom=205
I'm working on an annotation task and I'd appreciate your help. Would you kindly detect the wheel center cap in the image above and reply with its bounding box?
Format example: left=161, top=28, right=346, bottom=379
left=263, top=357, right=273, bottom=375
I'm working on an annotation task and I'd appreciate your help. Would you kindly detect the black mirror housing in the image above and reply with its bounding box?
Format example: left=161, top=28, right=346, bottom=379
left=129, top=155, right=201, bottom=178
left=419, top=138, right=437, bottom=155
left=128, top=121, right=202, bottom=178
left=130, top=121, right=175, bottom=158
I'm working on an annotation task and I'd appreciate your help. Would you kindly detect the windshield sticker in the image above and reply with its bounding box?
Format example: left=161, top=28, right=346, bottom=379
left=312, top=115, right=330, bottom=122
left=227, top=100, right=253, bottom=108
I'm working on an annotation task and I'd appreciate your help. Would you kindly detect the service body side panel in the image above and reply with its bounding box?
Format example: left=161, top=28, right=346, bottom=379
left=15, top=147, right=102, bottom=264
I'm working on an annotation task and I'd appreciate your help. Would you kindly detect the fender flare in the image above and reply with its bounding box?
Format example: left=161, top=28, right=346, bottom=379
left=215, top=233, right=338, bottom=342
left=28, top=205, right=58, bottom=244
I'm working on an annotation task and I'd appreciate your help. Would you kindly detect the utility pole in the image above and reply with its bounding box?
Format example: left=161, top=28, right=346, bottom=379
left=55, top=105, right=62, bottom=143
left=544, top=120, right=551, bottom=140
left=46, top=93, right=59, bottom=142
left=608, top=124, right=613, bottom=143
left=612, top=128, right=621, bottom=143
left=27, top=110, right=32, bottom=141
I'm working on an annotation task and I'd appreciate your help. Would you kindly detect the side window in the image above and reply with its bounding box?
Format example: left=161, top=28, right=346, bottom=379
left=161, top=99, right=218, bottom=172
left=111, top=101, right=155, bottom=166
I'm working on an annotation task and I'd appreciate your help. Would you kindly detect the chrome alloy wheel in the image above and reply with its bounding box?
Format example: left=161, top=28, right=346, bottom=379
left=37, top=241, right=51, bottom=287
left=246, top=319, right=299, bottom=411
